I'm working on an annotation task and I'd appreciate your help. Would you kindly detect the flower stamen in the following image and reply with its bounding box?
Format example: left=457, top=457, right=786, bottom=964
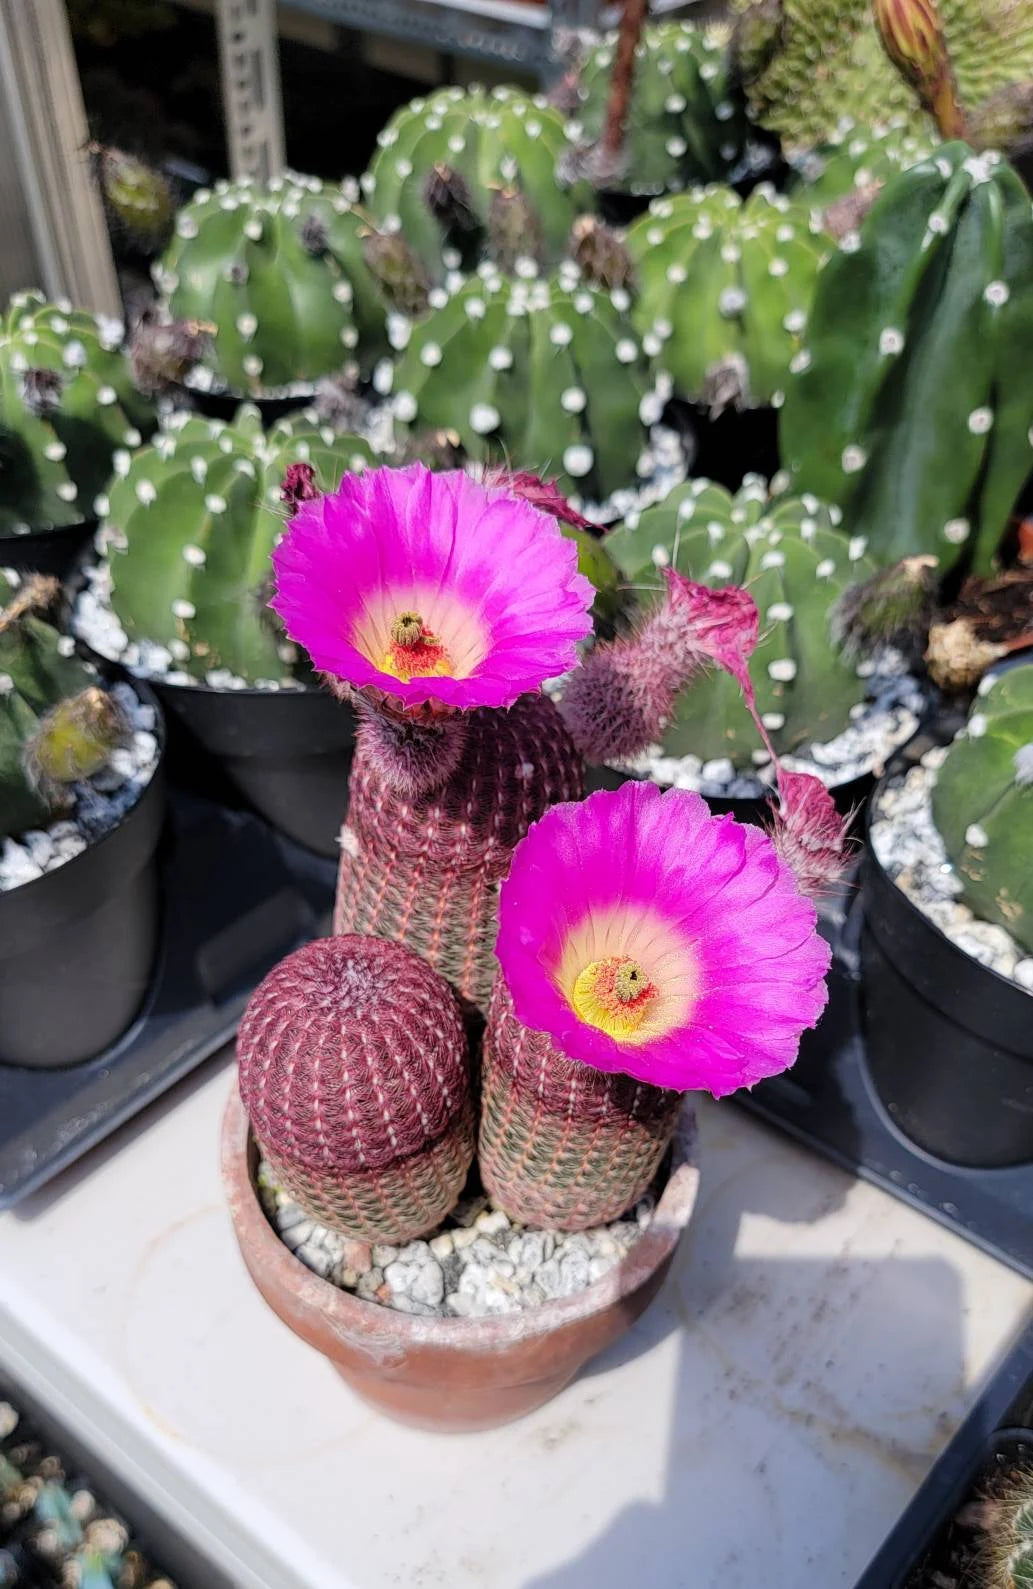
left=571, top=955, right=658, bottom=1039
left=382, top=611, right=452, bottom=681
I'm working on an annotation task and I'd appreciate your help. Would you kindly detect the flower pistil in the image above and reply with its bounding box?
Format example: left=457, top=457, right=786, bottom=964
left=382, top=611, right=452, bottom=682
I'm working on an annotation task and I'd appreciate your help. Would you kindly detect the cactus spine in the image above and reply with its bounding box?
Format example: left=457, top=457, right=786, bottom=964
left=931, top=663, right=1033, bottom=955
left=604, top=476, right=875, bottom=765
left=781, top=144, right=1033, bottom=575
left=236, top=935, right=475, bottom=1243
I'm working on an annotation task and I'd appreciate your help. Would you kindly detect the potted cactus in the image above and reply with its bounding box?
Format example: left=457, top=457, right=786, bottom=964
left=221, top=459, right=840, bottom=1430
left=73, top=405, right=375, bottom=855
left=862, top=661, right=1033, bottom=1167
left=0, top=571, right=165, bottom=1067
left=0, top=291, right=155, bottom=579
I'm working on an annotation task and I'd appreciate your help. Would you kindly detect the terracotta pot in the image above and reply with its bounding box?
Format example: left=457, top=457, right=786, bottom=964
left=221, top=1084, right=701, bottom=1433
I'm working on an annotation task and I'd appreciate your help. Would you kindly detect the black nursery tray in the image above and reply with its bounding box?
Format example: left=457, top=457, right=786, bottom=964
left=737, top=889, right=1033, bottom=1280
left=0, top=794, right=337, bottom=1210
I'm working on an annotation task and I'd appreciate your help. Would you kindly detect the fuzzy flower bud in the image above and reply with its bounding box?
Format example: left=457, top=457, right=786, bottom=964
left=424, top=163, right=480, bottom=238
left=830, top=554, right=939, bottom=662
left=568, top=215, right=635, bottom=291
left=359, top=229, right=431, bottom=317
left=768, top=769, right=852, bottom=899
left=488, top=186, right=544, bottom=273
left=281, top=461, right=320, bottom=510
left=872, top=0, right=967, bottom=138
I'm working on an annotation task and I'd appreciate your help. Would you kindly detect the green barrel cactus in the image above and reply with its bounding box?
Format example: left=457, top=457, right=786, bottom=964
left=0, top=291, right=154, bottom=536
left=781, top=144, right=1033, bottom=576
left=626, top=185, right=825, bottom=411
left=364, top=85, right=589, bottom=278
left=103, top=405, right=375, bottom=684
left=605, top=475, right=876, bottom=764
left=730, top=0, right=1033, bottom=149
left=389, top=267, right=656, bottom=503
left=570, top=21, right=750, bottom=196
left=788, top=118, right=936, bottom=210
left=931, top=663, right=1033, bottom=955
left=0, top=572, right=125, bottom=839
left=155, top=173, right=398, bottom=395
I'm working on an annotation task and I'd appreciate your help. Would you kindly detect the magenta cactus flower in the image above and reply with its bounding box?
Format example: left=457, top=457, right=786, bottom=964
left=495, top=780, right=831, bottom=1096
left=271, top=462, right=594, bottom=712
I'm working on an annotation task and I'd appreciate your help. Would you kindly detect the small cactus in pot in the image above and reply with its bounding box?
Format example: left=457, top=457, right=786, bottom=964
left=931, top=663, right=1033, bottom=955
left=0, top=291, right=154, bottom=537
left=625, top=185, right=825, bottom=414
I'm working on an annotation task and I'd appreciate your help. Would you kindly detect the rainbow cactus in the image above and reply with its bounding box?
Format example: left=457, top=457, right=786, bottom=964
left=100, top=405, right=374, bottom=685
left=0, top=291, right=154, bottom=536
left=569, top=21, right=750, bottom=195
left=605, top=475, right=875, bottom=765
left=625, top=185, right=825, bottom=413
left=389, top=266, right=658, bottom=503
left=237, top=936, right=475, bottom=1243
left=781, top=144, right=1033, bottom=575
left=931, top=663, right=1033, bottom=955
left=0, top=572, right=126, bottom=840
left=155, top=173, right=403, bottom=393
left=364, top=84, right=589, bottom=277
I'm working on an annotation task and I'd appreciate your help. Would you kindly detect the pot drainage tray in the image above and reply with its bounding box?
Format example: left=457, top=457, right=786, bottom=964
left=737, top=891, right=1033, bottom=1280
left=0, top=794, right=336, bottom=1209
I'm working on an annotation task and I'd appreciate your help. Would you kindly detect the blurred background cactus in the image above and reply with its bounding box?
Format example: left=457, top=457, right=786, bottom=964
left=605, top=475, right=875, bottom=766
left=931, top=663, right=1033, bottom=954
left=90, top=144, right=176, bottom=259
left=101, top=405, right=374, bottom=684
left=0, top=292, right=154, bottom=536
left=390, top=268, right=657, bottom=504
left=780, top=144, right=1033, bottom=577
left=365, top=84, right=591, bottom=278
left=626, top=185, right=825, bottom=416
left=0, top=572, right=126, bottom=840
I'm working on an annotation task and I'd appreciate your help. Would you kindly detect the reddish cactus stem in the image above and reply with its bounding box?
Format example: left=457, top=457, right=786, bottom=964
left=601, top=0, right=650, bottom=161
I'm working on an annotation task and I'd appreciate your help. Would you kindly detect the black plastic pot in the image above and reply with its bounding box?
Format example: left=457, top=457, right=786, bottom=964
left=153, top=679, right=354, bottom=857
left=859, top=789, right=1033, bottom=1169
left=0, top=519, right=97, bottom=583
left=0, top=679, right=166, bottom=1069
left=171, top=383, right=313, bottom=426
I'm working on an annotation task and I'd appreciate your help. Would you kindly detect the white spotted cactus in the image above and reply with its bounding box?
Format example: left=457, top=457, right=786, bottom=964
left=625, top=186, right=826, bottom=413
left=605, top=475, right=876, bottom=765
left=781, top=144, right=1033, bottom=575
left=570, top=22, right=750, bottom=195
left=364, top=85, right=590, bottom=279
left=389, top=266, right=657, bottom=503
left=155, top=173, right=397, bottom=394
left=0, top=292, right=154, bottom=536
left=931, top=663, right=1033, bottom=955
left=102, top=405, right=374, bottom=684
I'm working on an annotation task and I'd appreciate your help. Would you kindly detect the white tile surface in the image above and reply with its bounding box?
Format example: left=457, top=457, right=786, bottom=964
left=0, top=1052, right=1030, bottom=1589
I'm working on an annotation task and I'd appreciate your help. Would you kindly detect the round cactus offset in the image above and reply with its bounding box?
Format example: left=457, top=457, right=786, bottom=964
left=570, top=21, right=750, bottom=196
left=605, top=475, right=876, bottom=765
left=0, top=291, right=154, bottom=535
left=237, top=935, right=475, bottom=1244
left=780, top=144, right=1033, bottom=576
left=931, top=663, right=1033, bottom=956
left=626, top=185, right=825, bottom=412
left=155, top=173, right=396, bottom=394
left=389, top=265, right=658, bottom=505
left=365, top=84, right=590, bottom=278
left=102, top=405, right=375, bottom=684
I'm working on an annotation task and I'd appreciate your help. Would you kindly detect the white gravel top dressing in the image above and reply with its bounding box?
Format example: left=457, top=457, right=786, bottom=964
left=0, top=680, right=160, bottom=894
left=870, top=750, right=1033, bottom=993
left=259, top=1168, right=655, bottom=1319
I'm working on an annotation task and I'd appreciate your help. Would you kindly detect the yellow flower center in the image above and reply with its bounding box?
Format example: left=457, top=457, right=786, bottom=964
left=380, top=611, right=452, bottom=682
left=570, top=955, right=659, bottom=1040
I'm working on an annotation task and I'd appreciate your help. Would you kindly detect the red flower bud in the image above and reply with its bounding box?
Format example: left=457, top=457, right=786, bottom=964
left=281, top=462, right=320, bottom=510
left=768, top=769, right=852, bottom=900
left=872, top=0, right=967, bottom=138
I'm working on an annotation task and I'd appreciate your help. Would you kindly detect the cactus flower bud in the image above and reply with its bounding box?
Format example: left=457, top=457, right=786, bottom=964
left=872, top=0, right=967, bottom=138
left=830, top=555, right=939, bottom=662
left=23, top=686, right=128, bottom=800
left=359, top=229, right=431, bottom=317
left=768, top=769, right=852, bottom=899
left=423, top=163, right=480, bottom=238
left=280, top=461, right=321, bottom=510
left=488, top=186, right=544, bottom=272
left=568, top=215, right=635, bottom=291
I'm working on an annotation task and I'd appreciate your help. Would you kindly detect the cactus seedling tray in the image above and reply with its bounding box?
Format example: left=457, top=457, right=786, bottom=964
left=0, top=792, right=337, bottom=1210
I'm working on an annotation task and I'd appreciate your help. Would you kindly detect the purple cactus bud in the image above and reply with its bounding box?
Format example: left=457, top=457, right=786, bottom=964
left=20, top=367, right=64, bottom=418
left=281, top=462, right=320, bottom=510
left=767, top=769, right=852, bottom=900
left=423, top=163, right=480, bottom=236
left=830, top=554, right=939, bottom=661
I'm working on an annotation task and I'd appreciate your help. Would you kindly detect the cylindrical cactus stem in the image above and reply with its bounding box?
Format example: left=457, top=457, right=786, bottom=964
left=334, top=693, right=584, bottom=1013
left=237, top=935, right=475, bottom=1244
left=478, top=978, right=684, bottom=1231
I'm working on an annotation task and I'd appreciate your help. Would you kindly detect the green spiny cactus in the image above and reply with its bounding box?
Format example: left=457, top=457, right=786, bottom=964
left=365, top=85, right=590, bottom=277
left=984, top=1469, right=1033, bottom=1587
left=931, top=663, right=1033, bottom=955
left=730, top=0, right=1033, bottom=149
left=0, top=291, right=154, bottom=535
left=155, top=173, right=398, bottom=394
left=92, top=145, right=175, bottom=256
left=780, top=144, right=1033, bottom=576
left=787, top=118, right=936, bottom=210
left=103, top=405, right=374, bottom=683
left=570, top=21, right=750, bottom=195
left=626, top=185, right=825, bottom=412
left=389, top=265, right=657, bottom=503
left=605, top=475, right=876, bottom=765
left=0, top=571, right=124, bottom=839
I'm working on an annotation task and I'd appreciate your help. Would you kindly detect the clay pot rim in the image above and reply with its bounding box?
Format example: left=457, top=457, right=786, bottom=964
left=221, top=1082, right=700, bottom=1351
